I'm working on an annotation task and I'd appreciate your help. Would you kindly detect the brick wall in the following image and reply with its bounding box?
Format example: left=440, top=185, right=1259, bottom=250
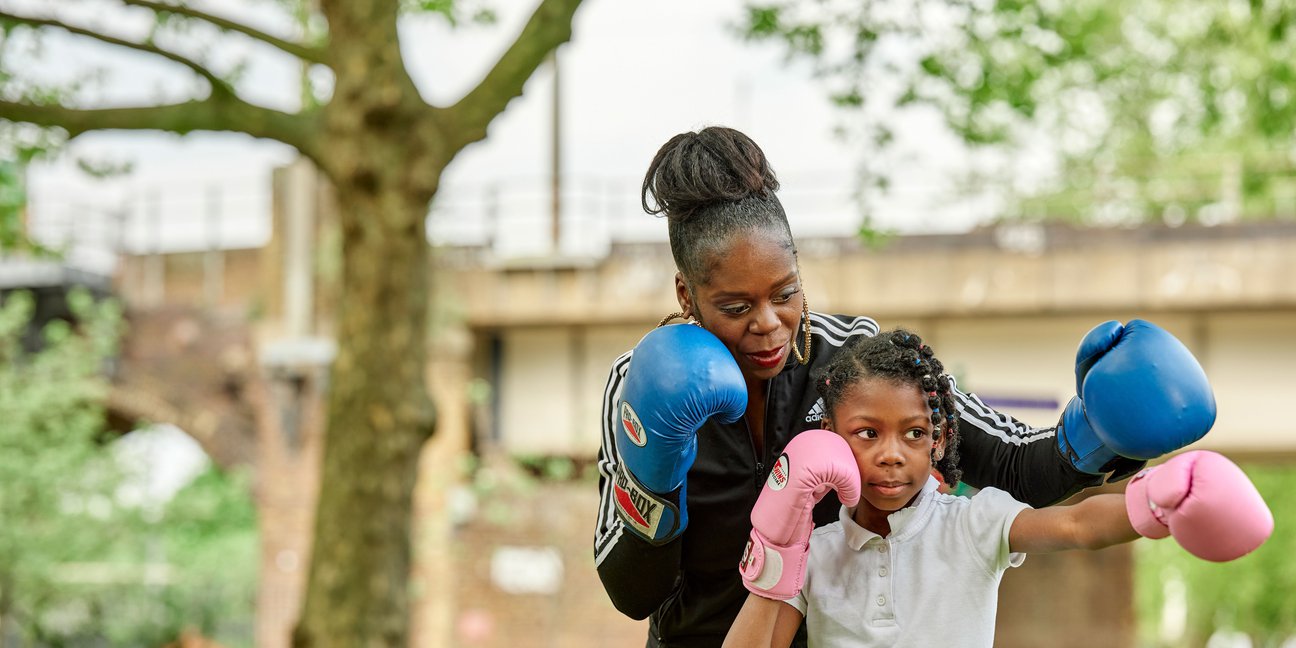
left=442, top=467, right=644, bottom=648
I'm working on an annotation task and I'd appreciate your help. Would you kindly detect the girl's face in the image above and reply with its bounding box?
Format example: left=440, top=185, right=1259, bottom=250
left=826, top=377, right=944, bottom=536
left=676, top=231, right=803, bottom=384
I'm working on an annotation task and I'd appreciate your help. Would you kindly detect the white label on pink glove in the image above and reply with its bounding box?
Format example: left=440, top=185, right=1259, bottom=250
left=767, top=454, right=790, bottom=491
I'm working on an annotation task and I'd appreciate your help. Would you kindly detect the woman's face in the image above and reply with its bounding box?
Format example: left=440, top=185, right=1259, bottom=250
left=677, top=230, right=803, bottom=384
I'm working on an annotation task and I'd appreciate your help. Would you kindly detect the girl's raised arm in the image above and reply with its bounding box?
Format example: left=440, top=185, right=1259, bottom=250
left=1008, top=493, right=1137, bottom=553
left=1010, top=450, right=1272, bottom=560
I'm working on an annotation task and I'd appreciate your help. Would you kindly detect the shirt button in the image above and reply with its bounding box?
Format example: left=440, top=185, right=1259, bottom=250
left=876, top=596, right=886, bottom=606
left=878, top=544, right=888, bottom=553
left=879, top=567, right=888, bottom=577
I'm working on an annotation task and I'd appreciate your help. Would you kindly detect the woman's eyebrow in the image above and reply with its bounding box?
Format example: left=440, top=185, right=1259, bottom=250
left=710, top=272, right=799, bottom=299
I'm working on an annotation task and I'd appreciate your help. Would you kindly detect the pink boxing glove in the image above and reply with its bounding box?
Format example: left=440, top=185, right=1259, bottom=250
left=1124, top=450, right=1273, bottom=562
left=739, top=429, right=861, bottom=600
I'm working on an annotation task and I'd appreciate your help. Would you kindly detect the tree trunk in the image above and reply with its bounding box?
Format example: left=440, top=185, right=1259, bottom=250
left=0, top=574, right=11, bottom=648
left=293, top=172, right=436, bottom=647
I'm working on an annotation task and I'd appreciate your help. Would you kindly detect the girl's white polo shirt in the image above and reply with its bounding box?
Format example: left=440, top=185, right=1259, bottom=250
left=787, top=477, right=1029, bottom=647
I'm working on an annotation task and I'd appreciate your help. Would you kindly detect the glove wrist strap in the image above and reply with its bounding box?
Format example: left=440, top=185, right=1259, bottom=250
left=613, top=462, right=683, bottom=545
left=1058, top=398, right=1118, bottom=475
left=739, top=529, right=807, bottom=601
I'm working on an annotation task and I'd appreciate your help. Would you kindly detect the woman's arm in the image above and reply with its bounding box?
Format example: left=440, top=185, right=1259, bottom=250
left=593, top=352, right=682, bottom=618
left=1008, top=494, right=1139, bottom=554
left=722, top=594, right=803, bottom=648
left=952, top=385, right=1104, bottom=508
left=596, top=325, right=749, bottom=618
left=952, top=319, right=1217, bottom=508
left=594, top=450, right=683, bottom=618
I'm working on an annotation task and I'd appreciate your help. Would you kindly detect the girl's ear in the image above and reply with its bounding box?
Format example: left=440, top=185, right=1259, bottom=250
left=932, top=429, right=947, bottom=461
left=821, top=416, right=834, bottom=432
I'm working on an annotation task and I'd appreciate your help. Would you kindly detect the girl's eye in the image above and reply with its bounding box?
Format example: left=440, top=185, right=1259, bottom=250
left=719, top=304, right=750, bottom=316
left=905, top=429, right=927, bottom=440
left=855, top=429, right=878, bottom=439
left=772, top=286, right=800, bottom=304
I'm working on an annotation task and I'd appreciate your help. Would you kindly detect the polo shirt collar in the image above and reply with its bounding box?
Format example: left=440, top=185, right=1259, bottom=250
left=840, top=476, right=941, bottom=550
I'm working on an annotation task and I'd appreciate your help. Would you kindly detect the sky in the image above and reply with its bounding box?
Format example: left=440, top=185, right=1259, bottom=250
left=22, top=0, right=999, bottom=260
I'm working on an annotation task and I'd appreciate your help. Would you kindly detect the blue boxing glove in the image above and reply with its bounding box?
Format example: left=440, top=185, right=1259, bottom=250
left=614, top=324, right=747, bottom=544
left=1058, top=319, right=1217, bottom=474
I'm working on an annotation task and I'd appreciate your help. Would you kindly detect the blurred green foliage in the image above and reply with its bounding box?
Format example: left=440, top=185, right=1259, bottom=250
left=0, top=289, right=257, bottom=646
left=0, top=162, right=24, bottom=251
left=740, top=0, right=1296, bottom=226
left=1134, top=462, right=1296, bottom=646
left=0, top=161, right=56, bottom=256
left=401, top=0, right=498, bottom=26
left=512, top=454, right=579, bottom=482
left=119, top=465, right=258, bottom=647
left=0, top=288, right=124, bottom=644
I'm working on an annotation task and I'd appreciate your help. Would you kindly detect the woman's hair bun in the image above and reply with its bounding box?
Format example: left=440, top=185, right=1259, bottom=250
left=641, top=126, right=780, bottom=221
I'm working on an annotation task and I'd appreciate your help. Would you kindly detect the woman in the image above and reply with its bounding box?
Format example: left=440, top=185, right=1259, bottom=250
left=593, top=126, right=1213, bottom=648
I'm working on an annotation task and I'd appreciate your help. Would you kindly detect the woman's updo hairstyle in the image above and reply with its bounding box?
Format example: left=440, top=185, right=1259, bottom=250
left=641, top=126, right=795, bottom=285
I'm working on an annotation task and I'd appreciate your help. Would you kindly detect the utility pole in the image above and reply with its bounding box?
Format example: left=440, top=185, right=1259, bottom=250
left=204, top=186, right=224, bottom=309
left=550, top=49, right=562, bottom=253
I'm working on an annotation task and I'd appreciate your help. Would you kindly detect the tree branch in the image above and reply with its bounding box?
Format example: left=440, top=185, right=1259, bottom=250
left=121, top=0, right=327, bottom=65
left=0, top=98, right=318, bottom=158
left=438, top=0, right=584, bottom=153
left=0, top=10, right=232, bottom=96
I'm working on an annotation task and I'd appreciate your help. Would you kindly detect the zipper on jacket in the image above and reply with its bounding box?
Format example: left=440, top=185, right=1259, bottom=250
left=749, top=372, right=783, bottom=490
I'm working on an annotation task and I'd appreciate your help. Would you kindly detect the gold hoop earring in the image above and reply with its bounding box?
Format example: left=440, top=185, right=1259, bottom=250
left=791, top=293, right=812, bottom=365
left=658, top=312, right=687, bottom=327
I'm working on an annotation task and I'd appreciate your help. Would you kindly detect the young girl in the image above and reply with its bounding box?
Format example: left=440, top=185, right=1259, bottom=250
left=724, top=329, right=1273, bottom=648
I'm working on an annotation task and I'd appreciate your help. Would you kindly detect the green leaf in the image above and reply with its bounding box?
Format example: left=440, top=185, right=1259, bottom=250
left=744, top=6, right=783, bottom=37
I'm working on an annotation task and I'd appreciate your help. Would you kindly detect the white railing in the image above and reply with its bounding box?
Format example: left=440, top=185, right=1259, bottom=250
left=24, top=150, right=1296, bottom=270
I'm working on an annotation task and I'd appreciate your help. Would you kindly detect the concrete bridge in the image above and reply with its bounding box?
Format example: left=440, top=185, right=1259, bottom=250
left=441, top=219, right=1296, bottom=460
